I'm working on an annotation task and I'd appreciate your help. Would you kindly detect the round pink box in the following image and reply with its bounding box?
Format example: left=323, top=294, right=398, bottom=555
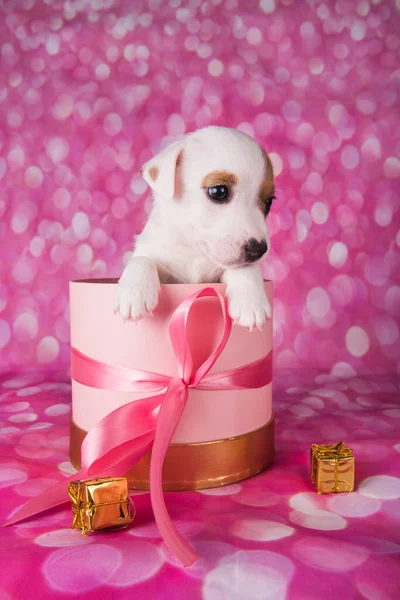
left=69, top=279, right=274, bottom=490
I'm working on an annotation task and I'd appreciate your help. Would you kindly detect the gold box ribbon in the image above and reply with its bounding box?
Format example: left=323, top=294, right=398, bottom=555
left=68, top=477, right=135, bottom=535
left=311, top=441, right=354, bottom=494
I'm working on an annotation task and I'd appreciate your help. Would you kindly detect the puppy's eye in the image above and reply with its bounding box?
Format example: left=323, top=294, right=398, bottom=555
left=264, top=196, right=275, bottom=216
left=207, top=185, right=229, bottom=203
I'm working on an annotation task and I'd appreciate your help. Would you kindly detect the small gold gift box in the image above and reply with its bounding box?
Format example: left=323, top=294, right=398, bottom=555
left=68, top=477, right=135, bottom=535
left=310, top=442, right=354, bottom=494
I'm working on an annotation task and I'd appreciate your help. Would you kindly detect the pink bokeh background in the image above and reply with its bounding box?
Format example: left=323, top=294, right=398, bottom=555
left=0, top=0, right=399, bottom=375
left=1, top=1, right=400, bottom=599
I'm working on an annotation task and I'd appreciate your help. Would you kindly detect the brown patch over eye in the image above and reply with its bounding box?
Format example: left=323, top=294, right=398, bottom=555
left=149, top=166, right=159, bottom=181
left=201, top=170, right=239, bottom=189
left=258, top=150, right=275, bottom=214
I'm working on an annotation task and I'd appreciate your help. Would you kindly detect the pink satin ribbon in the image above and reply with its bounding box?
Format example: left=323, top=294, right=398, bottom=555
left=4, top=287, right=272, bottom=567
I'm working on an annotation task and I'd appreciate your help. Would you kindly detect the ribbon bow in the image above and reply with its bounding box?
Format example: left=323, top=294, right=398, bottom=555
left=4, top=287, right=272, bottom=566
left=312, top=442, right=353, bottom=460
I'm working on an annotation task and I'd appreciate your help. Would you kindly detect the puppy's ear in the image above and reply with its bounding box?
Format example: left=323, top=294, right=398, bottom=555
left=141, top=139, right=185, bottom=200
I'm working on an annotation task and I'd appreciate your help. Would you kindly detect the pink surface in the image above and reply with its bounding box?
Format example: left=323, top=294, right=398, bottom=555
left=70, top=281, right=272, bottom=442
left=1, top=371, right=400, bottom=599
left=0, top=0, right=399, bottom=598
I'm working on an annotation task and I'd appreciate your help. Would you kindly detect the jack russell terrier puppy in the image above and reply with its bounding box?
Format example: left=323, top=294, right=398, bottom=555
left=114, top=125, right=275, bottom=330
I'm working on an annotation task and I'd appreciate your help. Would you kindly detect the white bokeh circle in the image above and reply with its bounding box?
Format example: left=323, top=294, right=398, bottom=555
left=43, top=544, right=122, bottom=593
left=203, top=550, right=294, bottom=600
left=232, top=519, right=295, bottom=542
left=346, top=327, right=369, bottom=357
left=358, top=476, right=400, bottom=500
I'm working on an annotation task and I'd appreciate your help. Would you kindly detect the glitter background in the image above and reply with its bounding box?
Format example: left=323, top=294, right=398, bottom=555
left=0, top=0, right=399, bottom=375
left=0, top=1, right=400, bottom=599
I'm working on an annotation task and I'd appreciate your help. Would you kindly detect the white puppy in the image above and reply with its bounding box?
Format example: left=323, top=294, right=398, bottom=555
left=114, top=126, right=275, bottom=330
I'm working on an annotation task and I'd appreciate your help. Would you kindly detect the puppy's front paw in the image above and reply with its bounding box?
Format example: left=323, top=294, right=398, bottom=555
left=226, top=290, right=271, bottom=330
left=114, top=281, right=159, bottom=322
left=114, top=259, right=160, bottom=322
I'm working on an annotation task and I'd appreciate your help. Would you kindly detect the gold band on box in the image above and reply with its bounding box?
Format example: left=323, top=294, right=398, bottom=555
left=69, top=414, right=275, bottom=491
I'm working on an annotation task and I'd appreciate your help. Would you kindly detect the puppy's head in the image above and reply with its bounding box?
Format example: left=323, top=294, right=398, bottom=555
left=141, top=126, right=275, bottom=269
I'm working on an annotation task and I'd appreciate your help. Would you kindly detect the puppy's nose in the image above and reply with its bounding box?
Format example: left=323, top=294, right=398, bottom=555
left=243, top=238, right=268, bottom=262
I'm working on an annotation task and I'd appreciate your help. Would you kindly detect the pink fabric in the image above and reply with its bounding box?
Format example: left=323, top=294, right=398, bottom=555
left=1, top=371, right=399, bottom=599
left=5, top=287, right=273, bottom=567
left=0, top=0, right=399, bottom=597
left=0, top=1, right=399, bottom=377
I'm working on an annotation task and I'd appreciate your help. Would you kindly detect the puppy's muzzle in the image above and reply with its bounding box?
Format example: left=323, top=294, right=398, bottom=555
left=243, top=238, right=268, bottom=263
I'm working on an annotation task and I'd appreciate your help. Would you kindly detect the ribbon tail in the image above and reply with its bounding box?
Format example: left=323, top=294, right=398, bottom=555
left=3, top=469, right=87, bottom=527
left=149, top=379, right=199, bottom=567
left=5, top=395, right=163, bottom=528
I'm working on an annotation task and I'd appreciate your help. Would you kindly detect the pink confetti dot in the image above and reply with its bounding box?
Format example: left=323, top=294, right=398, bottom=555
left=57, top=461, right=76, bottom=475
left=208, top=59, right=224, bottom=77
left=45, top=33, right=60, bottom=55
left=232, top=519, right=294, bottom=542
left=340, top=145, right=360, bottom=169
left=328, top=493, right=381, bottom=518
left=364, top=256, right=390, bottom=286
left=330, top=362, right=357, bottom=378
left=72, top=212, right=90, bottom=240
left=3, top=401, right=30, bottom=413
left=44, top=403, right=70, bottom=417
left=260, top=0, right=276, bottom=14
left=95, top=63, right=111, bottom=80
left=12, top=256, right=36, bottom=284
left=293, top=537, right=369, bottom=572
left=13, top=312, right=38, bottom=341
left=8, top=146, right=25, bottom=170
left=357, top=92, right=376, bottom=115
left=54, top=165, right=74, bottom=186
left=76, top=244, right=93, bottom=264
left=328, top=274, right=354, bottom=306
left=383, top=157, right=400, bottom=179
left=373, top=316, right=399, bottom=345
left=52, top=188, right=71, bottom=210
left=46, top=137, right=69, bottom=163
left=15, top=477, right=58, bottom=498
left=328, top=242, right=348, bottom=268
left=11, top=212, right=29, bottom=234
left=385, top=286, right=400, bottom=315
left=90, top=228, right=108, bottom=248
left=311, top=202, right=329, bottom=224
left=104, top=112, right=122, bottom=136
left=37, top=336, right=59, bottom=364
left=43, top=545, right=122, bottom=593
left=204, top=551, right=294, bottom=600
left=111, top=196, right=129, bottom=219
left=35, top=529, right=93, bottom=547
left=106, top=540, right=165, bottom=587
left=24, top=166, right=43, bottom=188
left=0, top=468, right=27, bottom=488
left=200, top=483, right=242, bottom=496
left=374, top=205, right=393, bottom=226
left=346, top=326, right=369, bottom=357
left=307, top=287, right=331, bottom=318
left=289, top=507, right=347, bottom=532
left=7, top=106, right=24, bottom=127
left=52, top=94, right=73, bottom=120
left=359, top=476, right=400, bottom=500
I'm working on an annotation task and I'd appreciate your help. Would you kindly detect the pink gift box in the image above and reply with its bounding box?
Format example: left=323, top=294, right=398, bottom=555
left=69, top=279, right=274, bottom=490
